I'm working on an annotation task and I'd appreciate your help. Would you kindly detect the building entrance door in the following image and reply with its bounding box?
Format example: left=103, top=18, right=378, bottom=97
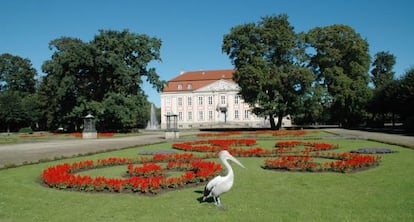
left=220, top=111, right=227, bottom=123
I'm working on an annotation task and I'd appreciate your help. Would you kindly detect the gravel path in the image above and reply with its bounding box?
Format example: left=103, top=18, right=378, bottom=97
left=322, top=128, right=414, bottom=148
left=0, top=132, right=168, bottom=168
left=0, top=129, right=412, bottom=168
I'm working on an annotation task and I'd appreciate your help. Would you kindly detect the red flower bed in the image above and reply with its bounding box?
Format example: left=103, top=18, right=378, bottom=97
left=172, top=139, right=275, bottom=157
left=127, top=163, right=164, bottom=177
left=323, top=152, right=382, bottom=172
left=41, top=154, right=222, bottom=194
left=98, top=132, right=115, bottom=137
left=264, top=155, right=320, bottom=171
left=19, top=133, right=49, bottom=138
left=40, top=134, right=386, bottom=195
left=172, top=139, right=257, bottom=153
left=264, top=147, right=382, bottom=173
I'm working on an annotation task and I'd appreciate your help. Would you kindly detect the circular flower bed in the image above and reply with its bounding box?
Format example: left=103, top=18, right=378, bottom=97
left=41, top=153, right=222, bottom=194
left=172, top=139, right=382, bottom=173
left=41, top=137, right=385, bottom=195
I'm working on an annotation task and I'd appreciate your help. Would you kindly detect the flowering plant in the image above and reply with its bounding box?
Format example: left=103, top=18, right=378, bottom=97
left=264, top=155, right=320, bottom=171
left=41, top=135, right=386, bottom=196
left=264, top=143, right=382, bottom=172
left=41, top=154, right=222, bottom=194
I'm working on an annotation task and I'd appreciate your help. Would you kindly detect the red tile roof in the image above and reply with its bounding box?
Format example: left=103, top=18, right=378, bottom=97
left=162, top=69, right=235, bottom=92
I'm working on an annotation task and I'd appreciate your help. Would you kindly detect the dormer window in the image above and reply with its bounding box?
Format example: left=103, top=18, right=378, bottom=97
left=177, top=84, right=183, bottom=90
left=187, top=84, right=192, bottom=90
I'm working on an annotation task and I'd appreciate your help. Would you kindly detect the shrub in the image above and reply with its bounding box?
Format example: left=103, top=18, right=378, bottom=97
left=19, top=127, right=33, bottom=134
left=404, top=116, right=414, bottom=132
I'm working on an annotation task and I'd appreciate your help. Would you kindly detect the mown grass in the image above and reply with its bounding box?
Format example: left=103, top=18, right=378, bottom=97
left=0, top=134, right=20, bottom=144
left=0, top=132, right=146, bottom=145
left=0, top=132, right=413, bottom=222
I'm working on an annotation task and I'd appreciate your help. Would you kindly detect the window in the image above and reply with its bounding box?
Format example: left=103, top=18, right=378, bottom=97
left=220, top=95, right=226, bottom=105
left=234, top=110, right=239, bottom=119
left=198, top=96, right=203, bottom=105
left=188, top=111, right=192, bottom=120
left=177, top=84, right=183, bottom=90
left=208, top=110, right=213, bottom=120
left=178, top=112, right=183, bottom=121
left=234, top=95, right=239, bottom=104
left=187, top=84, right=192, bottom=90
left=187, top=97, right=192, bottom=106
left=244, top=110, right=249, bottom=119
left=198, top=111, right=204, bottom=120
left=178, top=97, right=183, bottom=106
left=208, top=96, right=213, bottom=105
left=166, top=97, right=171, bottom=106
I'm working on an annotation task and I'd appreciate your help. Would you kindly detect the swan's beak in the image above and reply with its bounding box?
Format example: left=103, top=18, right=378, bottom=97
left=228, top=155, right=245, bottom=168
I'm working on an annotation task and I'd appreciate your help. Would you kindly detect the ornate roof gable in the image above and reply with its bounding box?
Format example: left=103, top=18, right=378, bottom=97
left=195, top=79, right=240, bottom=92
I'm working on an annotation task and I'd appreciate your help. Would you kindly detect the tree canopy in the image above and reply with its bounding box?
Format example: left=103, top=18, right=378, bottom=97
left=305, top=24, right=371, bottom=127
left=38, top=29, right=165, bottom=131
left=0, top=53, right=37, bottom=93
left=370, top=51, right=396, bottom=89
left=223, top=14, right=313, bottom=129
left=0, top=53, right=39, bottom=132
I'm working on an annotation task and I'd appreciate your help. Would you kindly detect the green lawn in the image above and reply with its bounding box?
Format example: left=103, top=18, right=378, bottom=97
left=0, top=132, right=145, bottom=145
left=0, top=132, right=413, bottom=222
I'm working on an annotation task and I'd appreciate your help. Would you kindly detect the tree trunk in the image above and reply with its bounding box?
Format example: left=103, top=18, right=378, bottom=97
left=276, top=113, right=283, bottom=130
left=269, top=114, right=276, bottom=129
left=392, top=112, right=395, bottom=128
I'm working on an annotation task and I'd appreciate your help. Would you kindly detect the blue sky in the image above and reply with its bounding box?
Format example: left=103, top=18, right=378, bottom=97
left=1, top=0, right=413, bottom=107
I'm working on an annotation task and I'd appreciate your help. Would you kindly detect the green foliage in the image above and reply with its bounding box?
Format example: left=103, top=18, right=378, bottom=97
left=0, top=90, right=41, bottom=132
left=371, top=51, right=396, bottom=89
left=38, top=30, right=164, bottom=131
left=306, top=25, right=371, bottom=126
left=0, top=54, right=40, bottom=132
left=0, top=53, right=37, bottom=93
left=18, top=127, right=33, bottom=134
left=293, top=85, right=331, bottom=125
left=99, top=93, right=150, bottom=130
left=367, top=67, right=414, bottom=128
left=397, top=67, right=414, bottom=118
left=223, top=14, right=313, bottom=129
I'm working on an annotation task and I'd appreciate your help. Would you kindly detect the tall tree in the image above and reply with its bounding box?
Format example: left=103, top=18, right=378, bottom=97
left=0, top=53, right=37, bottom=93
left=306, top=25, right=371, bottom=127
left=0, top=54, right=39, bottom=132
left=371, top=51, right=396, bottom=89
left=366, top=51, right=396, bottom=125
left=39, top=30, right=165, bottom=131
left=39, top=37, right=85, bottom=130
left=223, top=14, right=313, bottom=129
left=396, top=67, right=414, bottom=120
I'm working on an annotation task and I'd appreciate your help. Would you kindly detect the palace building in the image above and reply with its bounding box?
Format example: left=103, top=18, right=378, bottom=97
left=160, top=69, right=291, bottom=129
